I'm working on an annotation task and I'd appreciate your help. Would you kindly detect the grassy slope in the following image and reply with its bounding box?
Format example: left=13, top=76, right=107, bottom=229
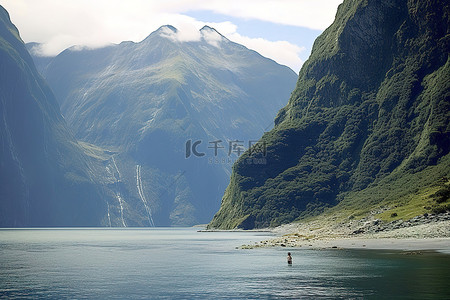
left=321, top=154, right=450, bottom=223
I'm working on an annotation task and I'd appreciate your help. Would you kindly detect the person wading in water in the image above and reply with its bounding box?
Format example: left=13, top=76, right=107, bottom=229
left=287, top=252, right=292, bottom=265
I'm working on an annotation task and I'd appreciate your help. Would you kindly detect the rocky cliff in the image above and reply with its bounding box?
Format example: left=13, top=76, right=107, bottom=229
left=0, top=6, right=108, bottom=226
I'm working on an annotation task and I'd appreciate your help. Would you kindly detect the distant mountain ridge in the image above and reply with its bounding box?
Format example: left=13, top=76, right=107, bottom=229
left=0, top=6, right=109, bottom=226
left=209, top=0, right=450, bottom=229
left=30, top=24, right=297, bottom=226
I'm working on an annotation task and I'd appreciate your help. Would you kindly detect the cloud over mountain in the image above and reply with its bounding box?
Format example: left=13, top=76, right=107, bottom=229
left=2, top=0, right=341, bottom=72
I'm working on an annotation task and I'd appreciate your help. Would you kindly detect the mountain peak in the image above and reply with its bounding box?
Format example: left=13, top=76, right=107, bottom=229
left=200, top=25, right=216, bottom=32
left=144, top=25, right=179, bottom=43
left=150, top=24, right=227, bottom=48
left=157, top=25, right=177, bottom=33
left=200, top=25, right=227, bottom=47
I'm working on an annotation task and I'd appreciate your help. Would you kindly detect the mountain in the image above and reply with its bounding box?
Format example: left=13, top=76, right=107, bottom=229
left=209, top=0, right=450, bottom=229
left=0, top=6, right=109, bottom=226
left=31, top=25, right=297, bottom=226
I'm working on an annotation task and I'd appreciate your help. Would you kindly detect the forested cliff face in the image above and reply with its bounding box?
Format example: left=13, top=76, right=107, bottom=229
left=0, top=6, right=107, bottom=226
left=209, top=0, right=450, bottom=229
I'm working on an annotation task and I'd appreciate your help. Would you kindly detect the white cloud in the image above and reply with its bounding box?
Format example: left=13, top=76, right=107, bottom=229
left=195, top=22, right=304, bottom=72
left=1, top=0, right=209, bottom=55
left=180, top=0, right=343, bottom=30
left=157, top=20, right=304, bottom=71
left=230, top=34, right=304, bottom=72
left=0, top=0, right=340, bottom=71
left=159, top=23, right=202, bottom=42
left=200, top=27, right=223, bottom=48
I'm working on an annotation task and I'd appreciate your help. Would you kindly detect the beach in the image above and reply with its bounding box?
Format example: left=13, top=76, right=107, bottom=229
left=241, top=212, right=450, bottom=252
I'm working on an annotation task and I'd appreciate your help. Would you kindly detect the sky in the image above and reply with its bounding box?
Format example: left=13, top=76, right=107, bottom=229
left=0, top=0, right=343, bottom=73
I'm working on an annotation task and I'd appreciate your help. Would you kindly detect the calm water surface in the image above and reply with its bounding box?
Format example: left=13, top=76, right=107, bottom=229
left=0, top=228, right=449, bottom=299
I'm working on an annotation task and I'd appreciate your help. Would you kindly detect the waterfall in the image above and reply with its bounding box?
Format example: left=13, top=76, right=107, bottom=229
left=136, top=165, right=155, bottom=227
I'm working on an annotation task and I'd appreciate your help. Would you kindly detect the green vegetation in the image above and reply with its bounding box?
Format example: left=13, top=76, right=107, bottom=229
left=209, top=0, right=450, bottom=229
left=324, top=154, right=450, bottom=222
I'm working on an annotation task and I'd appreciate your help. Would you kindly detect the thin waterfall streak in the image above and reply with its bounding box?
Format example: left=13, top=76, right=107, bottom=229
left=107, top=202, right=112, bottom=227
left=136, top=165, right=155, bottom=227
left=116, top=193, right=126, bottom=227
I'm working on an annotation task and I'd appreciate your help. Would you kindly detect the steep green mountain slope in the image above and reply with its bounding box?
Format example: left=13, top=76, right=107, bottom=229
left=32, top=26, right=297, bottom=226
left=0, top=6, right=108, bottom=226
left=209, top=0, right=450, bottom=229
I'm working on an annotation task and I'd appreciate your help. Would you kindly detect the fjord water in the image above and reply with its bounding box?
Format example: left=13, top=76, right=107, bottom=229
left=0, top=228, right=449, bottom=299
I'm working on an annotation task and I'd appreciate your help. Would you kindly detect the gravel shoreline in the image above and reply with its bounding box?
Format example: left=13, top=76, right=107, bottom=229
left=240, top=212, right=450, bottom=252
